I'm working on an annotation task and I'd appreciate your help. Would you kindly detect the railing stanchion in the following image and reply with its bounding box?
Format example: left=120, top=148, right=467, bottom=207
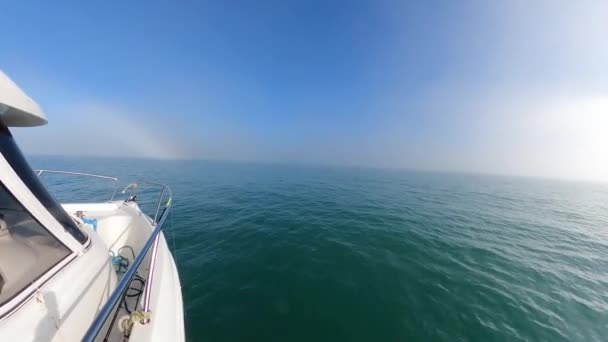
left=153, top=188, right=165, bottom=223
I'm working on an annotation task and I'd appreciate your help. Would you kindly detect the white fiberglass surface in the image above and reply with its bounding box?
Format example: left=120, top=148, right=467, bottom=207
left=0, top=182, right=70, bottom=306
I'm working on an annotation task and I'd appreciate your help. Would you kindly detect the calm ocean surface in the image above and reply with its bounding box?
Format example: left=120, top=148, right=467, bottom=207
left=29, top=156, right=608, bottom=341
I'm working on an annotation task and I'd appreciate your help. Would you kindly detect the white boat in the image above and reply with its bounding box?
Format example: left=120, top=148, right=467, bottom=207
left=0, top=71, right=185, bottom=341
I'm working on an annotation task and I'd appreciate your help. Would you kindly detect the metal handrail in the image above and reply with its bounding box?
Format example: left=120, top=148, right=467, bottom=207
left=35, top=170, right=172, bottom=223
left=36, top=169, right=121, bottom=201
left=121, top=181, right=174, bottom=223
left=81, top=199, right=172, bottom=342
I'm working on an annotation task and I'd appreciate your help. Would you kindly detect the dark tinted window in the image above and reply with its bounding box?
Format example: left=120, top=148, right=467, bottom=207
left=0, top=123, right=87, bottom=243
left=0, top=182, right=70, bottom=305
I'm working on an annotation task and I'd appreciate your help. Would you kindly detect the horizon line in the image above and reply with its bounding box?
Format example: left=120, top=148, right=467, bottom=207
left=24, top=153, right=608, bottom=186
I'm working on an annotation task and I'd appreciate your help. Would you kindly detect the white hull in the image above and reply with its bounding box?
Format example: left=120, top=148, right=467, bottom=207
left=0, top=201, right=185, bottom=341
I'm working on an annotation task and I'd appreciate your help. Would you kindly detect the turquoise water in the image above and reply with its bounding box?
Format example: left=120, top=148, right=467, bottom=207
left=31, top=157, right=608, bottom=341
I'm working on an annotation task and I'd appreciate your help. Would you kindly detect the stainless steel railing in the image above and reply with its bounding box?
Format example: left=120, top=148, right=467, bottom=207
left=35, top=169, right=121, bottom=201
left=120, top=181, right=173, bottom=223
left=35, top=170, right=172, bottom=224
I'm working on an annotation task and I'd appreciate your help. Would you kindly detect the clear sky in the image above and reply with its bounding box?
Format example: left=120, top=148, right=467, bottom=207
left=2, top=0, right=607, bottom=182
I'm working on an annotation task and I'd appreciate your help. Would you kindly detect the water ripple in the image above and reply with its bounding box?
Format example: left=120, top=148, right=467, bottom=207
left=33, top=158, right=608, bottom=342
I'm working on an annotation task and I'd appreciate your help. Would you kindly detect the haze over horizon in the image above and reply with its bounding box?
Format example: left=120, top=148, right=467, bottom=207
left=2, top=1, right=607, bottom=182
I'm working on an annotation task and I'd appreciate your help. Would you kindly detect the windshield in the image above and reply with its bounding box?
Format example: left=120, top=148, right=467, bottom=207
left=0, top=182, right=70, bottom=306
left=0, top=123, right=87, bottom=244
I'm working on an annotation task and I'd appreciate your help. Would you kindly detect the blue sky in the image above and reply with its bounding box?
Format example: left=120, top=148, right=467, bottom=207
left=2, top=1, right=607, bottom=181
